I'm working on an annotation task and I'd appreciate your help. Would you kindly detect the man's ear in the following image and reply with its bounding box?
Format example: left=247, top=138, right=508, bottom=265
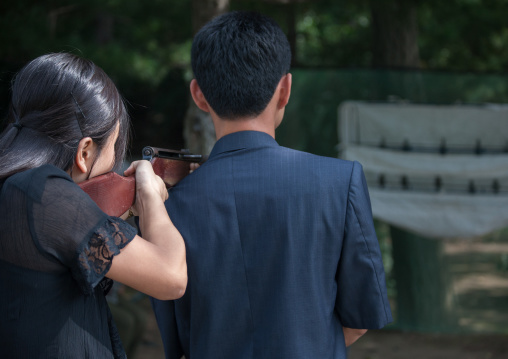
left=277, top=73, right=292, bottom=109
left=74, top=137, right=95, bottom=175
left=190, top=79, right=211, bottom=113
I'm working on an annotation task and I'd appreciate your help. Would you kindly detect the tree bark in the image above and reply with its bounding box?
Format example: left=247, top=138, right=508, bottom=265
left=183, top=0, right=230, bottom=155
left=370, top=0, right=420, bottom=68
left=95, top=12, right=114, bottom=45
left=390, top=227, right=456, bottom=331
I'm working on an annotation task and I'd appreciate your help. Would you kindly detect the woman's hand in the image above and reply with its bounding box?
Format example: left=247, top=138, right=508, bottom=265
left=124, top=160, right=168, bottom=216
left=189, top=162, right=200, bottom=174
left=108, top=159, right=187, bottom=300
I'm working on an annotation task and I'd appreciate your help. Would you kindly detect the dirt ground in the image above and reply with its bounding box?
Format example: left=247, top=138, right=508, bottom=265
left=348, top=330, right=508, bottom=359
left=131, top=296, right=508, bottom=359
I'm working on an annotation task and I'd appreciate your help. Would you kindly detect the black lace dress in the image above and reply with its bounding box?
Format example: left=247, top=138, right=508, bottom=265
left=0, top=165, right=137, bottom=358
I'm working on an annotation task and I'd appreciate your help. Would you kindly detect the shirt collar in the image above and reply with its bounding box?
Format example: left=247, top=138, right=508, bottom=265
left=209, top=131, right=279, bottom=158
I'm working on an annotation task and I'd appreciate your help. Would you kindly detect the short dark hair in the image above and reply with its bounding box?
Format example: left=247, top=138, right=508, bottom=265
left=191, top=11, right=291, bottom=119
left=0, top=53, right=130, bottom=179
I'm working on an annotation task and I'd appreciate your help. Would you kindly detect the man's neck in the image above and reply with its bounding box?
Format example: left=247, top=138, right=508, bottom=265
left=213, top=115, right=277, bottom=141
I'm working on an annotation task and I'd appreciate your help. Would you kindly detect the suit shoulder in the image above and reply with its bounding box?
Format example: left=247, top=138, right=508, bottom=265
left=277, top=146, right=356, bottom=171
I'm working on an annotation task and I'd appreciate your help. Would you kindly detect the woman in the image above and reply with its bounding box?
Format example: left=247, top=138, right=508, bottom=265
left=0, top=53, right=187, bottom=358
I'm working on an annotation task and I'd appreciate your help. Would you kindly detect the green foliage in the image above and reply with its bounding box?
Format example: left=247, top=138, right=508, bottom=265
left=0, top=0, right=192, bottom=85
left=4, top=0, right=508, bottom=88
left=236, top=0, right=508, bottom=72
left=3, top=0, right=508, bottom=154
left=0, top=0, right=193, bottom=150
left=419, top=0, right=508, bottom=71
left=233, top=0, right=372, bottom=67
left=294, top=0, right=372, bottom=67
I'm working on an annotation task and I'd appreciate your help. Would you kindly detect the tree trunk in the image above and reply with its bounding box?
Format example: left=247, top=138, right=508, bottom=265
left=390, top=227, right=456, bottom=332
left=191, top=0, right=230, bottom=34
left=370, top=0, right=420, bottom=68
left=184, top=0, right=230, bottom=155
left=95, top=12, right=114, bottom=45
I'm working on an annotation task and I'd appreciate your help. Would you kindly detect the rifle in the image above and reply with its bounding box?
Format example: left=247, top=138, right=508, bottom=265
left=78, top=146, right=202, bottom=217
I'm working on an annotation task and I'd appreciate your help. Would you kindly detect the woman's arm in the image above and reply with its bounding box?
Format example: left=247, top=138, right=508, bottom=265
left=106, top=160, right=187, bottom=300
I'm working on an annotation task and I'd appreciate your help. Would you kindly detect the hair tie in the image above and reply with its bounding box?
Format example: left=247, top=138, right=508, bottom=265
left=13, top=123, right=23, bottom=130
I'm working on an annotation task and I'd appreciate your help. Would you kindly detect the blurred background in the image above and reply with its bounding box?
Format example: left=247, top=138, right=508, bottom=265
left=1, top=0, right=508, bottom=358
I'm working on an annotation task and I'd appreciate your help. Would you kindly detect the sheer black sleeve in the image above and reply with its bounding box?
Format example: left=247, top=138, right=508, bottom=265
left=23, top=165, right=137, bottom=295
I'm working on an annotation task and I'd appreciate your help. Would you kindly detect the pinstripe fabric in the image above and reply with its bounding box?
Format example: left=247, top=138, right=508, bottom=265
left=152, top=131, right=392, bottom=359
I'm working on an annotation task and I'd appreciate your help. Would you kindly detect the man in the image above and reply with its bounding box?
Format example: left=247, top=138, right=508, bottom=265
left=152, top=11, right=392, bottom=359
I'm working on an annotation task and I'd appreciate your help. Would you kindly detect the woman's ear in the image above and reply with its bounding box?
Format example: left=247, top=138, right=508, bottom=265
left=190, top=79, right=211, bottom=113
left=73, top=137, right=95, bottom=181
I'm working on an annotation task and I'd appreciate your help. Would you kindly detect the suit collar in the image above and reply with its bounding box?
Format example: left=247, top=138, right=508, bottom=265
left=209, top=131, right=279, bottom=158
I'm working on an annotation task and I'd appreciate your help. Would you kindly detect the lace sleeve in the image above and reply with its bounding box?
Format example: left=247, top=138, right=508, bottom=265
left=73, top=217, right=137, bottom=296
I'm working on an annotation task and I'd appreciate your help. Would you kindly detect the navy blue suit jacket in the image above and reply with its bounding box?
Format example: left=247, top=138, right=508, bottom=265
left=152, top=131, right=392, bottom=359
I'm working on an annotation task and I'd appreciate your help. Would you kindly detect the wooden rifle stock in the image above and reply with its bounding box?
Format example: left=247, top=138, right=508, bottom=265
left=78, top=147, right=202, bottom=217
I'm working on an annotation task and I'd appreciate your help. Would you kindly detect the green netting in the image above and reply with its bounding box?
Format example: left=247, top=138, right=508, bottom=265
left=277, top=68, right=508, bottom=157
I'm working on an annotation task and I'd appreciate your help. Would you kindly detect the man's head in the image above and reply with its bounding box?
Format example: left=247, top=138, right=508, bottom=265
left=191, top=11, right=291, bottom=120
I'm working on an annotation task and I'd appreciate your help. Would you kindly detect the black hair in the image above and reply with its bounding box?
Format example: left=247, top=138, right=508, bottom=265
left=0, top=53, right=130, bottom=180
left=191, top=11, right=291, bottom=120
